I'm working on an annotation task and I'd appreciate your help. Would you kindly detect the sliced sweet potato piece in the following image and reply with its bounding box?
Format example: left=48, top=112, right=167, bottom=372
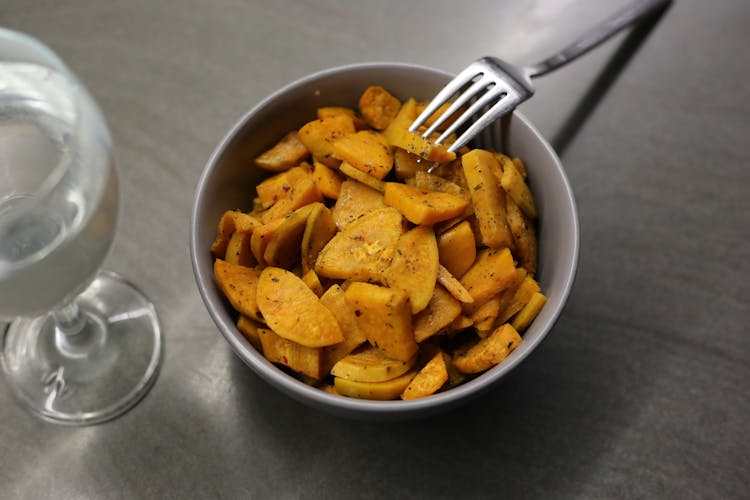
left=320, top=284, right=368, bottom=374
left=344, top=282, right=417, bottom=362
left=393, top=147, right=428, bottom=180
left=511, top=292, right=547, bottom=332
left=497, top=273, right=540, bottom=324
left=213, top=259, right=263, bottom=321
left=225, top=230, right=257, bottom=267
left=470, top=295, right=503, bottom=336
left=413, top=285, right=463, bottom=343
left=401, top=352, right=448, bottom=399
left=255, top=130, right=310, bottom=172
left=301, top=202, right=337, bottom=275
left=358, top=85, right=402, bottom=130
left=506, top=196, right=538, bottom=275
left=315, top=207, right=404, bottom=283
left=383, top=225, right=439, bottom=314
left=263, top=203, right=318, bottom=268
left=210, top=210, right=259, bottom=258
left=499, top=154, right=537, bottom=219
left=383, top=98, right=456, bottom=163
left=437, top=219, right=476, bottom=278
left=331, top=179, right=387, bottom=229
left=301, top=269, right=324, bottom=297
left=334, top=369, right=416, bottom=400
left=237, top=315, right=263, bottom=351
left=333, top=130, right=393, bottom=180
left=462, top=149, right=514, bottom=249
left=259, top=173, right=323, bottom=224
left=436, top=264, right=474, bottom=304
left=298, top=114, right=356, bottom=167
left=250, top=217, right=285, bottom=266
left=413, top=171, right=466, bottom=199
left=312, top=160, right=343, bottom=200
left=256, top=163, right=312, bottom=209
left=317, top=106, right=367, bottom=130
left=331, top=345, right=415, bottom=382
left=258, top=327, right=323, bottom=380
left=383, top=182, right=468, bottom=226
left=256, top=267, right=343, bottom=347
left=459, top=247, right=517, bottom=312
left=453, top=323, right=522, bottom=374
left=338, top=161, right=386, bottom=192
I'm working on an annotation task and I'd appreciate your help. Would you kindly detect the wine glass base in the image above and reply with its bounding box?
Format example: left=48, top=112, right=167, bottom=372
left=1, top=270, right=162, bottom=426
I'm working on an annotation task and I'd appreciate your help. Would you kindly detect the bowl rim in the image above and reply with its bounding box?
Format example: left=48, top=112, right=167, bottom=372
left=190, top=61, right=579, bottom=418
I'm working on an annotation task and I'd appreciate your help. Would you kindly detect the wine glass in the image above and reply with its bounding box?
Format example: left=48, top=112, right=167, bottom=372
left=0, top=28, right=162, bottom=425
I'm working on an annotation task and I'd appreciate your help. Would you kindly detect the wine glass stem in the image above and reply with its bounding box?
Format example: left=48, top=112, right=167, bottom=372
left=53, top=301, right=101, bottom=357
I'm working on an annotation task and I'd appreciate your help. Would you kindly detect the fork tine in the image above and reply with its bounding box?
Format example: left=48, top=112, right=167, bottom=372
left=447, top=95, right=518, bottom=152
left=435, top=85, right=507, bottom=145
left=408, top=62, right=486, bottom=132
left=421, top=74, right=495, bottom=138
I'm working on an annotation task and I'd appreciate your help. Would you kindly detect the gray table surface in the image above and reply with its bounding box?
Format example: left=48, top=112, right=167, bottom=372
left=1, top=0, right=748, bottom=498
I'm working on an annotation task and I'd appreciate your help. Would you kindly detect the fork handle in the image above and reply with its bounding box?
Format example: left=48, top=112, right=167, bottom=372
left=526, top=0, right=671, bottom=78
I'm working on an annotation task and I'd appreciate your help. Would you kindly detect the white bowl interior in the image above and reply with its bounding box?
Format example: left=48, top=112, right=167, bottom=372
left=190, top=62, right=579, bottom=420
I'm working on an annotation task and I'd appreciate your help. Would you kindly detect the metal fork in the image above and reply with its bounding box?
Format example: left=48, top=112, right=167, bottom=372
left=410, top=0, right=671, bottom=159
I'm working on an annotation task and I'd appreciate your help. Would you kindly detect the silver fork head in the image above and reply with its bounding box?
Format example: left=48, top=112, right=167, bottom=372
left=409, top=57, right=535, bottom=153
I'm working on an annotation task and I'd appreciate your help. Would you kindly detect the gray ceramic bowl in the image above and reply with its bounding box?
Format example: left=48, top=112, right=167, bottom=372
left=190, top=62, right=579, bottom=420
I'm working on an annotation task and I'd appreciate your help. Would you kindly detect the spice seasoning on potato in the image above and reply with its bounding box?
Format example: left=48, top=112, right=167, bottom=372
left=210, top=85, right=548, bottom=400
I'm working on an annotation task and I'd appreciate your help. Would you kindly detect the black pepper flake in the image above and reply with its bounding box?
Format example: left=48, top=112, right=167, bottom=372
left=355, top=310, right=362, bottom=317
left=271, top=277, right=280, bottom=283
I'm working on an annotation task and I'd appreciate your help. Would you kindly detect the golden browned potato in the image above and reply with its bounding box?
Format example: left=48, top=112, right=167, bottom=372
left=210, top=85, right=547, bottom=399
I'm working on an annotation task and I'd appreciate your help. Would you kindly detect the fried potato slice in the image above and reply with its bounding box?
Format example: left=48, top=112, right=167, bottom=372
left=224, top=229, right=256, bottom=267
left=499, top=154, right=537, bottom=219
left=331, top=178, right=388, bottom=229
left=331, top=345, right=416, bottom=382
left=255, top=130, right=310, bottom=172
left=301, top=269, right=324, bottom=297
left=250, top=217, right=285, bottom=266
left=384, top=98, right=456, bottom=163
left=344, top=282, right=417, bottom=362
left=358, top=85, right=402, bottom=130
left=401, top=351, right=448, bottom=399
left=497, top=273, right=540, bottom=324
left=459, top=247, right=517, bottom=312
left=259, top=173, right=323, bottom=224
left=258, top=327, right=323, bottom=380
left=210, top=210, right=259, bottom=259
left=413, top=285, right=463, bottom=343
left=298, top=114, right=356, bottom=167
left=393, top=147, right=428, bottom=180
left=383, top=182, right=468, bottom=226
left=320, top=284, right=368, bottom=374
left=334, top=369, right=417, bottom=400
left=317, top=106, right=367, bottom=130
left=237, top=315, right=263, bottom=351
left=462, top=149, right=514, bottom=249
left=263, top=203, right=318, bottom=268
left=436, top=264, right=474, bottom=304
left=437, top=219, right=476, bottom=278
left=453, top=323, right=522, bottom=374
left=301, top=202, right=337, bottom=275
left=312, top=160, right=343, bottom=199
left=256, top=163, right=313, bottom=209
left=383, top=225, right=439, bottom=314
left=506, top=196, right=538, bottom=276
left=315, top=207, right=404, bottom=283
left=333, top=130, right=393, bottom=180
left=511, top=292, right=547, bottom=332
left=213, top=259, right=263, bottom=321
left=256, top=267, right=343, bottom=347
left=339, top=161, right=386, bottom=192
